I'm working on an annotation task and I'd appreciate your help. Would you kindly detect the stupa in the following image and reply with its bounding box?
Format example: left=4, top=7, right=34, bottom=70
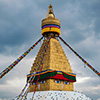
left=26, top=4, right=92, bottom=100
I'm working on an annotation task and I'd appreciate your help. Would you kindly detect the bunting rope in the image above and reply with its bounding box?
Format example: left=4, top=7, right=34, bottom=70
left=59, top=36, right=100, bottom=77
left=16, top=72, right=36, bottom=100
left=31, top=64, right=43, bottom=100
left=16, top=37, right=45, bottom=99
left=0, top=37, right=43, bottom=79
left=31, top=38, right=50, bottom=100
left=19, top=37, right=50, bottom=100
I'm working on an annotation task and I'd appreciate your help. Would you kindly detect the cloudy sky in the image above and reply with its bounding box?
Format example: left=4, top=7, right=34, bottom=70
left=0, top=0, right=100, bottom=100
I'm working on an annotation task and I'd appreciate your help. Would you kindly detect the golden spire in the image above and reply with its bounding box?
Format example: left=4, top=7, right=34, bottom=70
left=41, top=4, right=61, bottom=36
left=28, top=4, right=76, bottom=92
left=46, top=4, right=55, bottom=18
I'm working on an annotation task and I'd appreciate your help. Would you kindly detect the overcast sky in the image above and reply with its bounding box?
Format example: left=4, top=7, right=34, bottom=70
left=0, top=0, right=100, bottom=100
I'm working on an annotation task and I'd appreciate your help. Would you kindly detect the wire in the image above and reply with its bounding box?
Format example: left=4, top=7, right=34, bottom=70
left=18, top=37, right=51, bottom=100
left=31, top=37, right=51, bottom=100
left=0, top=37, right=43, bottom=79
left=59, top=36, right=100, bottom=77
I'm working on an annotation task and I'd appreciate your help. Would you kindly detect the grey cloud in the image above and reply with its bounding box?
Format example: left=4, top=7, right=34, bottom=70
left=0, top=1, right=42, bottom=55
left=0, top=0, right=100, bottom=100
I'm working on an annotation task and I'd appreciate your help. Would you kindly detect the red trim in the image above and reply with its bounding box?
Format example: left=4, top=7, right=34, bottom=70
left=42, top=26, right=60, bottom=29
left=49, top=74, right=76, bottom=82
left=29, top=74, right=76, bottom=82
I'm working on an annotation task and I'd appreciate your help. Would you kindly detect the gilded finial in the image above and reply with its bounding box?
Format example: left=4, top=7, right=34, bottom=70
left=41, top=4, right=61, bottom=37
left=49, top=4, right=52, bottom=8
left=46, top=4, right=55, bottom=18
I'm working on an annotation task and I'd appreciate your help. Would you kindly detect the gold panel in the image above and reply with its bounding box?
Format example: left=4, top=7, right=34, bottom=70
left=29, top=38, right=74, bottom=92
left=41, top=18, right=60, bottom=27
left=29, top=79, right=73, bottom=92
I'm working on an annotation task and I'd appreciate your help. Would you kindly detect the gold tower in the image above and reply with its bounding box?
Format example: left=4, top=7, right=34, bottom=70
left=27, top=4, right=76, bottom=92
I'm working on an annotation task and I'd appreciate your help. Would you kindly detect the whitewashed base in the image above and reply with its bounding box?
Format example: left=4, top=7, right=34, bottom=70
left=27, top=91, right=92, bottom=100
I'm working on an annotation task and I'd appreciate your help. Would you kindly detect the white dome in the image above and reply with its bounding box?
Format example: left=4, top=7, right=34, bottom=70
left=27, top=91, right=92, bottom=100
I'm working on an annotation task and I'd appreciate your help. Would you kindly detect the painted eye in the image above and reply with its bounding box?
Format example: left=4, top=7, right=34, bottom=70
left=55, top=80, right=60, bottom=83
left=64, top=82, right=69, bottom=85
left=41, top=81, right=45, bottom=84
left=33, top=83, right=36, bottom=85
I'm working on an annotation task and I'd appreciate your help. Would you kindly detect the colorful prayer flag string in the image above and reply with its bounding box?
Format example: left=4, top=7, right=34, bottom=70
left=17, top=37, right=51, bottom=100
left=0, top=37, right=43, bottom=79
left=59, top=36, right=100, bottom=77
left=16, top=71, right=36, bottom=100
left=31, top=38, right=51, bottom=100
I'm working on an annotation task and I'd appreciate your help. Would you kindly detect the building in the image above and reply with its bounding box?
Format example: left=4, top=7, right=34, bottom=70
left=26, top=4, right=91, bottom=100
